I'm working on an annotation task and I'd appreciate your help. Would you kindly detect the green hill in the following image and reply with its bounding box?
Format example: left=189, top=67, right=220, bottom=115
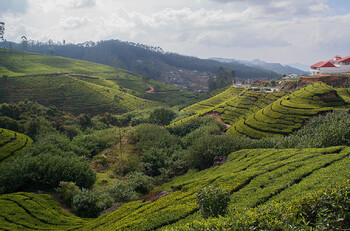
left=212, top=90, right=286, bottom=125
left=228, top=82, right=349, bottom=138
left=1, top=146, right=349, bottom=230
left=0, top=49, right=207, bottom=110
left=0, top=128, right=33, bottom=163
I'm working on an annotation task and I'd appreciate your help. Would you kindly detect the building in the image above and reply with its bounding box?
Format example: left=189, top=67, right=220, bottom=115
left=310, top=55, right=350, bottom=75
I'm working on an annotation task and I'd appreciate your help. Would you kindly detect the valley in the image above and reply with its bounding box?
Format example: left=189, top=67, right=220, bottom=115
left=0, top=48, right=350, bottom=231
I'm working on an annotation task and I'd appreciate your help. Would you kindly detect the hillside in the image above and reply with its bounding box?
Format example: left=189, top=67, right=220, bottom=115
left=0, top=128, right=33, bottom=163
left=1, top=146, right=349, bottom=230
left=5, top=40, right=282, bottom=90
left=228, top=82, right=349, bottom=138
left=211, top=57, right=307, bottom=75
left=0, top=50, right=207, bottom=113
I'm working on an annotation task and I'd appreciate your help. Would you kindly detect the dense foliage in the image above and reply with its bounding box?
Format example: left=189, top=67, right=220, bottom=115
left=197, top=186, right=231, bottom=218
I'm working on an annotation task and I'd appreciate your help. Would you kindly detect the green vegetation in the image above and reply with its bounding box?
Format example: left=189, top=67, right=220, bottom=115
left=214, top=90, right=286, bottom=125
left=197, top=186, right=230, bottom=218
left=1, top=48, right=350, bottom=230
left=182, top=86, right=244, bottom=114
left=0, top=49, right=207, bottom=110
left=0, top=128, right=32, bottom=162
left=228, top=82, right=349, bottom=138
left=1, top=146, right=350, bottom=230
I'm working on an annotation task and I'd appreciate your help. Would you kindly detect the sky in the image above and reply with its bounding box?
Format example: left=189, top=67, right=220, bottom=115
left=1, top=0, right=350, bottom=66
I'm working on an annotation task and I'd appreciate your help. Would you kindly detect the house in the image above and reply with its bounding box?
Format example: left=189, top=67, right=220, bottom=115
left=310, top=55, right=350, bottom=75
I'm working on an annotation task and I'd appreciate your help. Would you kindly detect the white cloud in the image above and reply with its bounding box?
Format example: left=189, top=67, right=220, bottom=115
left=58, top=0, right=96, bottom=9
left=60, top=16, right=90, bottom=29
left=2, top=0, right=350, bottom=64
left=209, top=0, right=330, bottom=18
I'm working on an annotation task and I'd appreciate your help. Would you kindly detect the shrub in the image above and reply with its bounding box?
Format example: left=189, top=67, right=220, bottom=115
left=105, top=180, right=138, bottom=202
left=126, top=171, right=154, bottom=195
left=0, top=153, right=96, bottom=194
left=56, top=181, right=79, bottom=205
left=72, top=129, right=116, bottom=156
left=149, top=107, right=176, bottom=126
left=186, top=135, right=237, bottom=170
left=276, top=110, right=350, bottom=149
left=167, top=116, right=218, bottom=137
left=72, top=188, right=100, bottom=218
left=134, top=124, right=181, bottom=152
left=197, top=186, right=231, bottom=218
left=182, top=123, right=223, bottom=148
left=112, top=155, right=140, bottom=176
left=0, top=116, right=20, bottom=132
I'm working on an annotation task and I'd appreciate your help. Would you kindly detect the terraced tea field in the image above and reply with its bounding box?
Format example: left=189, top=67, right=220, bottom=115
left=0, top=128, right=32, bottom=163
left=213, top=91, right=286, bottom=125
left=0, top=49, right=206, bottom=109
left=182, top=86, right=244, bottom=114
left=1, top=146, right=349, bottom=230
left=227, top=82, right=350, bottom=138
left=0, top=74, right=159, bottom=115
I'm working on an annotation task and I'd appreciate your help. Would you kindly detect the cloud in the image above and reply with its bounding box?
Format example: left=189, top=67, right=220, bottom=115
left=57, top=0, right=96, bottom=9
left=0, top=0, right=28, bottom=16
left=209, top=0, right=330, bottom=18
left=60, top=16, right=90, bottom=29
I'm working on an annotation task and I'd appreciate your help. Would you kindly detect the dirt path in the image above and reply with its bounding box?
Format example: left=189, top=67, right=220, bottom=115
left=207, top=112, right=231, bottom=128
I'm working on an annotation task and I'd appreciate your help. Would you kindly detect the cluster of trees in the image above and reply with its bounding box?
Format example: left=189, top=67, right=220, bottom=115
left=208, top=67, right=235, bottom=91
left=2, top=38, right=281, bottom=81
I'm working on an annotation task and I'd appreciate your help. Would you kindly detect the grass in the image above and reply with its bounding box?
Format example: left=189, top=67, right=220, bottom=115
left=1, top=146, right=350, bottom=230
left=0, top=128, right=33, bottom=163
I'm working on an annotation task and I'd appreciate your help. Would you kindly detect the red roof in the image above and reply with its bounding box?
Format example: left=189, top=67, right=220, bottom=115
left=311, top=61, right=336, bottom=68
left=335, top=56, right=350, bottom=63
left=334, top=55, right=341, bottom=59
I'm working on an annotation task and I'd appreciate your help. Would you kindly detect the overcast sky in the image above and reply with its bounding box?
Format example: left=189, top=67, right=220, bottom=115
left=1, top=0, right=350, bottom=65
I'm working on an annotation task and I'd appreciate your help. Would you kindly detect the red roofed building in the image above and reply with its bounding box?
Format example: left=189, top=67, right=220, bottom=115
left=311, top=55, right=350, bottom=75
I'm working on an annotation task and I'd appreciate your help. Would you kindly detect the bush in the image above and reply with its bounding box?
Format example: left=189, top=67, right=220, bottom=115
left=182, top=123, right=223, bottom=148
left=276, top=110, right=350, bottom=149
left=104, top=180, right=138, bottom=202
left=197, top=186, right=231, bottom=218
left=0, top=153, right=96, bottom=194
left=134, top=124, right=181, bottom=153
left=72, top=188, right=100, bottom=218
left=112, top=155, right=140, bottom=176
left=167, top=116, right=218, bottom=137
left=126, top=171, right=154, bottom=195
left=72, top=129, right=116, bottom=156
left=186, top=135, right=237, bottom=170
left=56, top=181, right=79, bottom=205
left=72, top=180, right=138, bottom=218
left=149, top=107, right=176, bottom=126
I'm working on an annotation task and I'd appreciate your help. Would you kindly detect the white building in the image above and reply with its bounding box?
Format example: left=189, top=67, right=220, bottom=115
left=310, top=55, right=350, bottom=75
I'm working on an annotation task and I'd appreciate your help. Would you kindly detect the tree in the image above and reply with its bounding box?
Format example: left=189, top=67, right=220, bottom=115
left=0, top=22, right=4, bottom=42
left=21, top=36, right=28, bottom=51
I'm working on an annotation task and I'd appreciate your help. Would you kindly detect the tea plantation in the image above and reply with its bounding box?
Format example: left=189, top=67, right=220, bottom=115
left=227, top=82, right=349, bottom=138
left=0, top=128, right=32, bottom=163
left=1, top=146, right=350, bottom=230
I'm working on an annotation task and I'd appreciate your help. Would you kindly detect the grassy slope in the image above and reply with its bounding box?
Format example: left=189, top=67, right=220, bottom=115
left=0, top=128, right=33, bottom=163
left=0, top=49, right=207, bottom=109
left=1, top=146, right=350, bottom=230
left=227, top=82, right=350, bottom=138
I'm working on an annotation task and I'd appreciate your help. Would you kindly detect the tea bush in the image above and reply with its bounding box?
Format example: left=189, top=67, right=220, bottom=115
left=197, top=186, right=230, bottom=218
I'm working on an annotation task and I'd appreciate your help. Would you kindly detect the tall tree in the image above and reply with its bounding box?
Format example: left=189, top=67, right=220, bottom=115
left=0, top=22, right=4, bottom=42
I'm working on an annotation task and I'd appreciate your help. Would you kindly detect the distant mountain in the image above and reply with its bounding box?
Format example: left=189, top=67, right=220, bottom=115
left=2, top=40, right=281, bottom=90
left=287, top=62, right=310, bottom=73
left=211, top=58, right=307, bottom=75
